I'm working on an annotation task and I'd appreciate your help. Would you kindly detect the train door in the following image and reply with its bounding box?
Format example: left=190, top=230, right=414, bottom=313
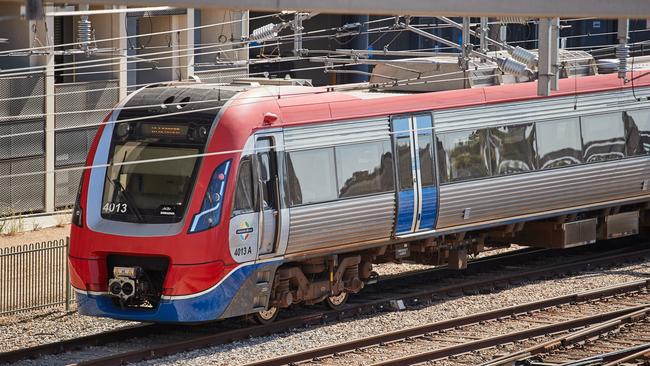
left=254, top=136, right=281, bottom=256
left=392, top=114, right=438, bottom=236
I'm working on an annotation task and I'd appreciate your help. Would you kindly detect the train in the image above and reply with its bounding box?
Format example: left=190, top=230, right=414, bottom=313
left=69, top=70, right=650, bottom=323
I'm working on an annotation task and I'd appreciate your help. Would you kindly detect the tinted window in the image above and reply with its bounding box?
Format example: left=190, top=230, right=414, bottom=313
left=581, top=113, right=626, bottom=163
left=233, top=156, right=255, bottom=213
left=489, top=123, right=537, bottom=175
left=256, top=138, right=278, bottom=210
left=396, top=136, right=413, bottom=190
left=286, top=148, right=337, bottom=205
left=415, top=115, right=435, bottom=186
left=336, top=141, right=394, bottom=198
left=436, top=129, right=490, bottom=183
left=536, top=118, right=583, bottom=169
left=624, top=109, right=650, bottom=156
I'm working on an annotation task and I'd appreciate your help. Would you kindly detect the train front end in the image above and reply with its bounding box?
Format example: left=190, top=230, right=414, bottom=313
left=68, top=84, right=250, bottom=323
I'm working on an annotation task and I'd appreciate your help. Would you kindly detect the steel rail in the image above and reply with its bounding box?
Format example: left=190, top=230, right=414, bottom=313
left=370, top=306, right=650, bottom=366
left=482, top=303, right=650, bottom=366
left=3, top=243, right=650, bottom=365
left=243, top=280, right=650, bottom=366
left=0, top=246, right=542, bottom=365
left=64, top=246, right=650, bottom=366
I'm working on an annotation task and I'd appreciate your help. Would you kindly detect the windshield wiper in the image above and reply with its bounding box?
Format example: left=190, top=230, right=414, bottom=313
left=105, top=155, right=145, bottom=223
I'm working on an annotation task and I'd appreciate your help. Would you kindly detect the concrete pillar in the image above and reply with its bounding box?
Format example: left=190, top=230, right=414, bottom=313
left=479, top=17, right=489, bottom=60
left=617, top=18, right=630, bottom=80
left=550, top=17, right=560, bottom=91
left=171, top=9, right=194, bottom=80
left=111, top=6, right=128, bottom=100
left=537, top=18, right=552, bottom=97
left=33, top=6, right=55, bottom=212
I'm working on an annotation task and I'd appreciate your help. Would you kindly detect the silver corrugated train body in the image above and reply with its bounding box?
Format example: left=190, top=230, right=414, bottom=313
left=436, top=157, right=650, bottom=230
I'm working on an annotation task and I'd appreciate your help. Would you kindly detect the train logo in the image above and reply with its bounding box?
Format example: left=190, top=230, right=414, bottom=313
left=236, top=221, right=254, bottom=240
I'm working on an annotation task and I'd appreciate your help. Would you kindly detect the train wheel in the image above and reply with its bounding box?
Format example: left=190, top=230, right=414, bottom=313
left=325, top=291, right=349, bottom=310
left=253, top=306, right=279, bottom=324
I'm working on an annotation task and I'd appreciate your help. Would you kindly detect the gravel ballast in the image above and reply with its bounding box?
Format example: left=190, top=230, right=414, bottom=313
left=138, top=255, right=650, bottom=366
left=2, top=246, right=648, bottom=365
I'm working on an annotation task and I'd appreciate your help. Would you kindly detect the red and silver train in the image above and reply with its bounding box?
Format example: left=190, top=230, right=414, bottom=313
left=70, top=71, right=650, bottom=323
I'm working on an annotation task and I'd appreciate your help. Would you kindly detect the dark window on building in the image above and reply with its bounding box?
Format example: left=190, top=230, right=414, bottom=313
left=581, top=113, right=626, bottom=163
left=286, top=148, right=337, bottom=205
left=488, top=123, right=537, bottom=175
left=232, top=156, right=255, bottom=213
left=536, top=118, right=583, bottom=169
left=624, top=109, right=650, bottom=156
left=436, top=129, right=490, bottom=183
left=336, top=140, right=394, bottom=198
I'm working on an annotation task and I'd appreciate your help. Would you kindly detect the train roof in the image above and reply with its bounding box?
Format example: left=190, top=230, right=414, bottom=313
left=225, top=71, right=650, bottom=129
left=123, top=71, right=650, bottom=135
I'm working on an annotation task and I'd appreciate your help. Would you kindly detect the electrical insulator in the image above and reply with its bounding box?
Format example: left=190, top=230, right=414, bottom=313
left=250, top=23, right=281, bottom=42
left=616, top=43, right=629, bottom=79
left=498, top=17, right=530, bottom=25
left=497, top=57, right=532, bottom=77
left=510, top=46, right=538, bottom=68
left=77, top=15, right=93, bottom=51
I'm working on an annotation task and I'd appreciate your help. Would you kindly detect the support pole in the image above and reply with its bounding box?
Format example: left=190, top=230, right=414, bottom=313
left=617, top=18, right=630, bottom=80
left=537, top=18, right=552, bottom=97
left=461, top=17, right=471, bottom=64
left=292, top=13, right=304, bottom=56
left=550, top=17, right=560, bottom=90
left=186, top=8, right=195, bottom=79
left=37, top=6, right=55, bottom=213
left=479, top=17, right=489, bottom=60
left=114, top=5, right=128, bottom=100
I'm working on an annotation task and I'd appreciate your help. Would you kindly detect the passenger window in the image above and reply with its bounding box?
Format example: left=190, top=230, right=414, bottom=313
left=335, top=141, right=395, bottom=198
left=436, top=129, right=490, bottom=183
left=396, top=136, right=414, bottom=190
left=624, top=109, right=650, bottom=156
left=256, top=137, right=278, bottom=210
left=536, top=118, right=583, bottom=169
left=581, top=113, right=626, bottom=163
left=286, top=148, right=337, bottom=206
left=488, top=123, right=537, bottom=175
left=415, top=115, right=435, bottom=186
left=232, top=156, right=255, bottom=214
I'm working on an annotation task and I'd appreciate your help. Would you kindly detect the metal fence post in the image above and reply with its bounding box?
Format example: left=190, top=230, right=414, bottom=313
left=65, top=236, right=70, bottom=312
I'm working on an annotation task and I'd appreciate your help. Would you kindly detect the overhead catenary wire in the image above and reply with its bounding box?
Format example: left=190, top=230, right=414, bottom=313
left=0, top=12, right=280, bottom=57
left=0, top=62, right=643, bottom=142
left=0, top=19, right=639, bottom=88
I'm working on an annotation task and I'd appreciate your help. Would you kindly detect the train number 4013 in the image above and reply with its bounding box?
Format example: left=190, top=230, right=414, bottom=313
left=102, top=202, right=128, bottom=214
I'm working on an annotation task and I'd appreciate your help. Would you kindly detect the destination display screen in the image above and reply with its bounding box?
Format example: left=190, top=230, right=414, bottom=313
left=140, top=123, right=189, bottom=138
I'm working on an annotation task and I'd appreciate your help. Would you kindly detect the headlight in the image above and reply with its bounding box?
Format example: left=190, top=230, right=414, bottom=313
left=188, top=159, right=231, bottom=233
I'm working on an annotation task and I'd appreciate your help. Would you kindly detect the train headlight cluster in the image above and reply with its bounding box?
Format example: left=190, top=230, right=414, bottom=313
left=188, top=159, right=231, bottom=233
left=108, top=266, right=142, bottom=301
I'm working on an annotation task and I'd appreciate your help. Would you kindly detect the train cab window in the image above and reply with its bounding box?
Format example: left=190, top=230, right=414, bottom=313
left=488, top=123, right=537, bottom=175
left=335, top=141, right=394, bottom=198
left=624, top=109, right=650, bottom=156
left=232, top=156, right=255, bottom=214
left=581, top=113, right=626, bottom=163
left=436, top=129, right=490, bottom=183
left=286, top=148, right=337, bottom=206
left=536, top=118, right=582, bottom=169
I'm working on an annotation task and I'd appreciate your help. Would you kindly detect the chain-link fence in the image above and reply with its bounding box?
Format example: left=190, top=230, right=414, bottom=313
left=0, top=237, right=74, bottom=316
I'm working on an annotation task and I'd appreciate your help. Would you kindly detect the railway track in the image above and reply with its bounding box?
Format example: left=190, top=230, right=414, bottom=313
left=2, top=241, right=650, bottom=366
left=246, top=280, right=650, bottom=366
